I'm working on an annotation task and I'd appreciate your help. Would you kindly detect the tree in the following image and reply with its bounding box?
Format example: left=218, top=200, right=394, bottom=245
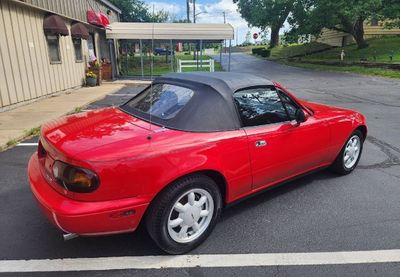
left=109, top=0, right=169, bottom=22
left=381, top=0, right=400, bottom=28
left=234, top=0, right=295, bottom=48
left=288, top=0, right=395, bottom=49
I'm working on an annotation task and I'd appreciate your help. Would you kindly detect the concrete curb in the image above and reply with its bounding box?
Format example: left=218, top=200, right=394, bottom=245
left=0, top=82, right=144, bottom=152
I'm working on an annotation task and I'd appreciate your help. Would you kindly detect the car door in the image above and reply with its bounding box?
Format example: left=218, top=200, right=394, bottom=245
left=233, top=86, right=330, bottom=190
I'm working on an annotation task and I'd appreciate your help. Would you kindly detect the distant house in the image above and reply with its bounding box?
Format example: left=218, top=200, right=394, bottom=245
left=0, top=0, right=121, bottom=109
left=315, top=20, right=400, bottom=47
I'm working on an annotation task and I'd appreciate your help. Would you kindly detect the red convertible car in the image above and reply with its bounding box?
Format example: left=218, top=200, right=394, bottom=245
left=28, top=72, right=367, bottom=254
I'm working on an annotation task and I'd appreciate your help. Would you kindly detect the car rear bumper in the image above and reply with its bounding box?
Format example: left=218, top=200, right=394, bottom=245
left=28, top=154, right=149, bottom=235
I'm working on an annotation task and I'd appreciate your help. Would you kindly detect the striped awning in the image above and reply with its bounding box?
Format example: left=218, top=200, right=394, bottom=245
left=71, top=23, right=89, bottom=40
left=43, top=15, right=69, bottom=36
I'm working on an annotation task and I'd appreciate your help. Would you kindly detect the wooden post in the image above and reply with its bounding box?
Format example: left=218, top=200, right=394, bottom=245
left=140, top=39, right=144, bottom=78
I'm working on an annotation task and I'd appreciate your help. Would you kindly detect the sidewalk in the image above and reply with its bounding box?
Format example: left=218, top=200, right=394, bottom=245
left=0, top=82, right=143, bottom=151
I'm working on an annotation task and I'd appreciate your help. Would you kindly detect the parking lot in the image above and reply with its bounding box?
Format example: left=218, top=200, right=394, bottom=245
left=0, top=54, right=400, bottom=276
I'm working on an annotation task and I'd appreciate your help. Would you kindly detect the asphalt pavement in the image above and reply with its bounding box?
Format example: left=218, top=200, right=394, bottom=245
left=0, top=54, right=399, bottom=276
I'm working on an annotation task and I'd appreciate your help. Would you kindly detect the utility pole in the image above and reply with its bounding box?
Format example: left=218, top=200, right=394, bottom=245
left=223, top=11, right=226, bottom=53
left=186, top=0, right=190, bottom=23
left=193, top=0, right=196, bottom=23
left=192, top=0, right=196, bottom=60
left=187, top=0, right=191, bottom=55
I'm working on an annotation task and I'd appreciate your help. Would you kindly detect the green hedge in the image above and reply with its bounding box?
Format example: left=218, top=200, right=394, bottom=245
left=259, top=49, right=271, bottom=57
left=252, top=47, right=271, bottom=57
left=252, top=47, right=264, bottom=55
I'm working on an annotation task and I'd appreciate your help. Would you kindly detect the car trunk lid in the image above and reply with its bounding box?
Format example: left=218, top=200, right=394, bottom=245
left=38, top=108, right=155, bottom=198
left=41, top=107, right=152, bottom=159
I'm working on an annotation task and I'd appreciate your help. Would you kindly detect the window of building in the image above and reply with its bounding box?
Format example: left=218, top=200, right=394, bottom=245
left=234, top=87, right=289, bottom=127
left=371, top=18, right=379, bottom=26
left=73, top=38, right=83, bottom=62
left=46, top=35, right=61, bottom=63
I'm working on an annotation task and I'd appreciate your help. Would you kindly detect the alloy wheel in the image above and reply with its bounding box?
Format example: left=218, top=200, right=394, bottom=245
left=167, top=188, right=214, bottom=243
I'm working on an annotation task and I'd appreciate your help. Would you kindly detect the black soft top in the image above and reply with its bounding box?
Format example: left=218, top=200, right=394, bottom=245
left=159, top=72, right=275, bottom=95
left=122, top=72, right=276, bottom=132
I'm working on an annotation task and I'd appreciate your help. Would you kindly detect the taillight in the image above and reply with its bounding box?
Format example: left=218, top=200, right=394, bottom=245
left=52, top=160, right=100, bottom=193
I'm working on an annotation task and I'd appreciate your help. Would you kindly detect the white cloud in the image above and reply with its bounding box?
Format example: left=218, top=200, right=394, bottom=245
left=148, top=2, right=182, bottom=17
left=147, top=0, right=291, bottom=45
left=193, top=0, right=259, bottom=45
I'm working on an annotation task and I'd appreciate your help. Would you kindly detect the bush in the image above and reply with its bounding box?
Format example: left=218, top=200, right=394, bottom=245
left=259, top=49, right=271, bottom=57
left=252, top=47, right=270, bottom=57
left=252, top=47, right=264, bottom=55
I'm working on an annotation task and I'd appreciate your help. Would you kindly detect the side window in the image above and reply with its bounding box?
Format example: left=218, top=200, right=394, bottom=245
left=278, top=90, right=299, bottom=120
left=234, top=87, right=289, bottom=127
left=72, top=38, right=83, bottom=62
left=46, top=35, right=61, bottom=63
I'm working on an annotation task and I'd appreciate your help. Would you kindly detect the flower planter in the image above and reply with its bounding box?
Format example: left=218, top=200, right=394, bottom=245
left=101, top=63, right=112, bottom=81
left=86, top=77, right=97, bottom=87
left=91, top=68, right=102, bottom=86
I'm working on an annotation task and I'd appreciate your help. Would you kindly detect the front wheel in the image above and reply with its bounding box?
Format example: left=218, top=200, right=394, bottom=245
left=146, top=174, right=222, bottom=254
left=330, top=129, right=364, bottom=175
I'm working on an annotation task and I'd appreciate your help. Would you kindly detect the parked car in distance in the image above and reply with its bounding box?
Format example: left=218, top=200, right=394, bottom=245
left=153, top=48, right=174, bottom=55
left=28, top=72, right=367, bottom=254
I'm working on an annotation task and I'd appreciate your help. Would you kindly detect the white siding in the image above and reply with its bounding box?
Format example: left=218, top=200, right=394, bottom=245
left=0, top=0, right=97, bottom=108
left=24, top=0, right=120, bottom=23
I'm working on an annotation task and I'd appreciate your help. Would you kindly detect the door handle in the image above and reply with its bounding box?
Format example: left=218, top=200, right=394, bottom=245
left=255, top=140, right=267, bottom=147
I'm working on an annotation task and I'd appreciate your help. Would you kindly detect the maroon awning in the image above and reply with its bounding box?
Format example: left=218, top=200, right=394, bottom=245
left=43, top=15, right=69, bottom=36
left=71, top=23, right=89, bottom=40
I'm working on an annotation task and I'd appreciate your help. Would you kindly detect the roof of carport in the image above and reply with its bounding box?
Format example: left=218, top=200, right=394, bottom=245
left=106, top=23, right=234, bottom=40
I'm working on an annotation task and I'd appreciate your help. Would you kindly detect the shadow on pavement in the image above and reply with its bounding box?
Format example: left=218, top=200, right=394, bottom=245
left=17, top=169, right=339, bottom=260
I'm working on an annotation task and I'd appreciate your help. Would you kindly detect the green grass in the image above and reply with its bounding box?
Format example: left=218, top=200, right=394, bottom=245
left=269, top=42, right=333, bottom=60
left=271, top=37, right=400, bottom=79
left=237, top=45, right=258, bottom=50
left=66, top=106, right=83, bottom=115
left=269, top=36, right=400, bottom=63
left=299, top=36, right=400, bottom=63
left=24, top=126, right=41, bottom=137
left=284, top=61, right=400, bottom=79
left=1, top=126, right=41, bottom=151
left=118, top=53, right=222, bottom=76
left=6, top=139, right=18, bottom=147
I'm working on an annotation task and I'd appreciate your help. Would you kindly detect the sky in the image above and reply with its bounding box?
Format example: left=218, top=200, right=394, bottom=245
left=145, top=0, right=262, bottom=45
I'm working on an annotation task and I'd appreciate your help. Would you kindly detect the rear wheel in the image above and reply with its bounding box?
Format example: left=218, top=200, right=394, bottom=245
left=330, top=130, right=364, bottom=175
left=146, top=174, right=222, bottom=254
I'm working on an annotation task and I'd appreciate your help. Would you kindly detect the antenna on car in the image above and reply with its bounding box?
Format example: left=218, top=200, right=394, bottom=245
left=147, top=4, right=155, bottom=140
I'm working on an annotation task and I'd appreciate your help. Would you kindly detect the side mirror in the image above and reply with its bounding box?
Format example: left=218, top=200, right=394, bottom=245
left=295, top=109, right=307, bottom=124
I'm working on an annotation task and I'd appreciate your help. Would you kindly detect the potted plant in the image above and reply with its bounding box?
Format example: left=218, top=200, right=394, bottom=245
left=86, top=71, right=97, bottom=87
left=89, top=60, right=102, bottom=85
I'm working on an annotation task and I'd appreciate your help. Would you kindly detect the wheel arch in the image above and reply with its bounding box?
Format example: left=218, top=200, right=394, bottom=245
left=149, top=169, right=228, bottom=208
left=196, top=169, right=227, bottom=204
left=142, top=169, right=228, bottom=231
left=355, top=125, right=367, bottom=141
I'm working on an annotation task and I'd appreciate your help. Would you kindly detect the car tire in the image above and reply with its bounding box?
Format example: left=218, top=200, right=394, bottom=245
left=330, top=129, right=364, bottom=175
left=145, top=174, right=222, bottom=254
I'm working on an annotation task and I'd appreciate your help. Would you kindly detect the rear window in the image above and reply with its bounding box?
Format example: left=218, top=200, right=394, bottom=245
left=122, top=84, right=194, bottom=120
